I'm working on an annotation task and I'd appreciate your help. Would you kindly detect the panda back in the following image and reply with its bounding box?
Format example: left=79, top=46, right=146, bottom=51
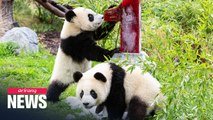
left=123, top=67, right=163, bottom=113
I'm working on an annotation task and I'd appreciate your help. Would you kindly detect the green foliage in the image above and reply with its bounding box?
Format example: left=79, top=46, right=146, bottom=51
left=141, top=0, right=213, bottom=119
left=0, top=42, right=19, bottom=56
left=150, top=0, right=213, bottom=33
left=57, top=0, right=120, bottom=12
left=13, top=0, right=63, bottom=33
left=32, top=2, right=63, bottom=32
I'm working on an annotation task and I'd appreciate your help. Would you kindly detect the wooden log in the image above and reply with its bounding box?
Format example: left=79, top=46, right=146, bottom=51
left=34, top=0, right=73, bottom=17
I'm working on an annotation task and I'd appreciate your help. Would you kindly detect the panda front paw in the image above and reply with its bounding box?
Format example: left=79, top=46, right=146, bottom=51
left=112, top=48, right=120, bottom=54
left=109, top=48, right=120, bottom=57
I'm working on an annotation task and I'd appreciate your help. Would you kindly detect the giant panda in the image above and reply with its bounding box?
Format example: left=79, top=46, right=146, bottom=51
left=73, top=63, right=164, bottom=120
left=46, top=7, right=119, bottom=102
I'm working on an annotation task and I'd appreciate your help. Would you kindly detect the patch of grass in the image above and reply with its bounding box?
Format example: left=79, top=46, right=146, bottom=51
left=0, top=45, right=87, bottom=119
left=0, top=42, right=19, bottom=56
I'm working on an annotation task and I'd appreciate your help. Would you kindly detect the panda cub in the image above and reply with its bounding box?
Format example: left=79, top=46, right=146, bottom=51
left=47, top=7, right=119, bottom=102
left=74, top=63, right=164, bottom=120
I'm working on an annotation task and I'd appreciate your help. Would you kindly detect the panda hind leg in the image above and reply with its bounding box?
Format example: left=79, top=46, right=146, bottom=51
left=128, top=96, right=147, bottom=120
left=46, top=80, right=69, bottom=102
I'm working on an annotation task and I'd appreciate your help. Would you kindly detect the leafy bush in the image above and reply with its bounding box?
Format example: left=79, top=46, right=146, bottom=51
left=150, top=0, right=213, bottom=33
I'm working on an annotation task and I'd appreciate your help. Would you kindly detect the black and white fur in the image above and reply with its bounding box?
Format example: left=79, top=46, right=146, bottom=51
left=47, top=7, right=119, bottom=102
left=74, top=63, right=164, bottom=120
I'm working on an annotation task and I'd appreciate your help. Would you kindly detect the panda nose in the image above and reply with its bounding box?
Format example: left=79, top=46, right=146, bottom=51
left=83, top=103, right=89, bottom=106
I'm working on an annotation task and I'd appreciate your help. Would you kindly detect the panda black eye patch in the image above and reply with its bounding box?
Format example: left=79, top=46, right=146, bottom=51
left=90, top=90, right=97, bottom=99
left=80, top=90, right=84, bottom=98
left=88, top=14, right=94, bottom=22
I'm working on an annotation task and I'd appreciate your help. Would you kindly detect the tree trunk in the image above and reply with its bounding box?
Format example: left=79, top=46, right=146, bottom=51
left=0, top=0, right=73, bottom=37
left=0, top=0, right=16, bottom=37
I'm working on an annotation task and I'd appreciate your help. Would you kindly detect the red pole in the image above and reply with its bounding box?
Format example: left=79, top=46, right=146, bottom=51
left=104, top=0, right=141, bottom=53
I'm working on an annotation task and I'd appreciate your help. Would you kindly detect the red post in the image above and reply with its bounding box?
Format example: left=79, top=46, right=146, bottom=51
left=104, top=0, right=141, bottom=53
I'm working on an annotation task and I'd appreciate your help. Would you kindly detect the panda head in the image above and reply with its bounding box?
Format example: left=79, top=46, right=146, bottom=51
left=61, top=7, right=103, bottom=38
left=73, top=70, right=110, bottom=109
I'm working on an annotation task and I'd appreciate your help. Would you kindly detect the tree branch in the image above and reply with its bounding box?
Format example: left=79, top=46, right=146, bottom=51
left=34, top=0, right=73, bottom=17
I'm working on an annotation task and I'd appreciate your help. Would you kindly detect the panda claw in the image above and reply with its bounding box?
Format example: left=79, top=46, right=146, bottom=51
left=113, top=48, right=120, bottom=53
left=108, top=5, right=117, bottom=9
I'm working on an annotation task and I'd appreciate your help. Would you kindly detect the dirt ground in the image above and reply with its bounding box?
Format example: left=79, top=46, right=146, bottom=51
left=38, top=31, right=60, bottom=55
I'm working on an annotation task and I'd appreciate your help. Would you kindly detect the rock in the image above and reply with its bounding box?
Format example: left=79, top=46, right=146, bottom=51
left=66, top=96, right=83, bottom=110
left=65, top=114, right=76, bottom=120
left=0, top=27, right=39, bottom=53
left=66, top=96, right=107, bottom=119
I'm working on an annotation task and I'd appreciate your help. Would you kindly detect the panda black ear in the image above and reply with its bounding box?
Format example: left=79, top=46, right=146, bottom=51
left=65, top=10, right=76, bottom=22
left=73, top=71, right=83, bottom=82
left=94, top=72, right=107, bottom=82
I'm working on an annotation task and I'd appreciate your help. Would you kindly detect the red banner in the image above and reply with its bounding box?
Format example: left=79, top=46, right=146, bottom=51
left=8, top=88, right=47, bottom=94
